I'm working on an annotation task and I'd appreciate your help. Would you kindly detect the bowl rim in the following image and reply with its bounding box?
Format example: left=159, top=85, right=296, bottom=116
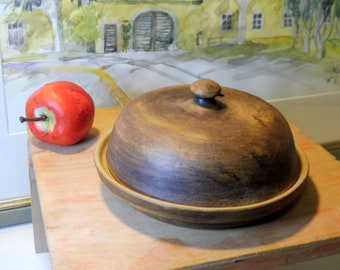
left=95, top=131, right=309, bottom=213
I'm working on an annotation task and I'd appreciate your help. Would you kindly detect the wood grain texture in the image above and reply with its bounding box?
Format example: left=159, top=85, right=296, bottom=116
left=29, top=107, right=340, bottom=270
left=107, top=84, right=301, bottom=207
left=97, top=133, right=308, bottom=228
left=29, top=143, right=49, bottom=253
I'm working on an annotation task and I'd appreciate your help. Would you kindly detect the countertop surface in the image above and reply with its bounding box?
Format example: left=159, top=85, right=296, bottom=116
left=29, top=107, right=340, bottom=270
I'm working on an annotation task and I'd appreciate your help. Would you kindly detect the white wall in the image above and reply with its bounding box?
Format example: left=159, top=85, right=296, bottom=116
left=0, top=49, right=30, bottom=201
left=269, top=92, right=340, bottom=147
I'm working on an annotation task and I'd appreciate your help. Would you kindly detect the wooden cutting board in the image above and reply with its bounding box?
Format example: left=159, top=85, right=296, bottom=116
left=29, top=107, right=340, bottom=270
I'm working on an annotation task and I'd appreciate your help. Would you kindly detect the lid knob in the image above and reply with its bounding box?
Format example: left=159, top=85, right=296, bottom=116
left=190, top=79, right=223, bottom=99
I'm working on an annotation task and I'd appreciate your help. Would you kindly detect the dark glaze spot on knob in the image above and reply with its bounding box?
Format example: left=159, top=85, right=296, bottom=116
left=190, top=79, right=223, bottom=99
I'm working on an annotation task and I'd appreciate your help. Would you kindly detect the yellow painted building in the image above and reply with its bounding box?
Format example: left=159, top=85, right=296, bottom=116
left=0, top=0, right=298, bottom=57
left=63, top=0, right=295, bottom=53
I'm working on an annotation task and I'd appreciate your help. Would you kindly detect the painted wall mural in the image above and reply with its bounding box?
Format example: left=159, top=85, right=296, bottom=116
left=0, top=0, right=339, bottom=134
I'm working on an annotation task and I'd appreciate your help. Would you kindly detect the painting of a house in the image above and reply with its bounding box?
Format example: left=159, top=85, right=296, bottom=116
left=0, top=0, right=338, bottom=56
left=0, top=0, right=339, bottom=136
left=0, top=0, right=340, bottom=225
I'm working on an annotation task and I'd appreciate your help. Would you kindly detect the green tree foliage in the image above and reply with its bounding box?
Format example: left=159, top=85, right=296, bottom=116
left=121, top=20, right=131, bottom=52
left=334, top=0, right=340, bottom=35
left=286, top=0, right=336, bottom=58
left=286, top=0, right=301, bottom=35
left=66, top=5, right=102, bottom=52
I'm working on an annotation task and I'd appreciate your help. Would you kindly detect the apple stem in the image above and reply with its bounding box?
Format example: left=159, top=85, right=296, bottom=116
left=19, top=114, right=48, bottom=123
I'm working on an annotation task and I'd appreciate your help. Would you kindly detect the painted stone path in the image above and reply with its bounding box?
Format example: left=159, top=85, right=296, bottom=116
left=4, top=51, right=340, bottom=134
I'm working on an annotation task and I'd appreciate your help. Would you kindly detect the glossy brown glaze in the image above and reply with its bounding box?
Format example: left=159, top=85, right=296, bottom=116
left=106, top=80, right=300, bottom=208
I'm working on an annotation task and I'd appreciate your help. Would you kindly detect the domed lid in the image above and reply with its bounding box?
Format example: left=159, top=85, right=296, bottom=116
left=105, top=79, right=302, bottom=208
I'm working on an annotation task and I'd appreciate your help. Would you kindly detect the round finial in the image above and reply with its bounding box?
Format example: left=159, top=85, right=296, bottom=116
left=190, top=79, right=222, bottom=99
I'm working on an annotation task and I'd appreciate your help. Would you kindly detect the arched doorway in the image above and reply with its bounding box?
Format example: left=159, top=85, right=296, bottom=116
left=133, top=11, right=174, bottom=51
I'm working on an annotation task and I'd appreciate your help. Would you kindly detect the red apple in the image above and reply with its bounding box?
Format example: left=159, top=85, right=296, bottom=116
left=20, top=81, right=95, bottom=146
